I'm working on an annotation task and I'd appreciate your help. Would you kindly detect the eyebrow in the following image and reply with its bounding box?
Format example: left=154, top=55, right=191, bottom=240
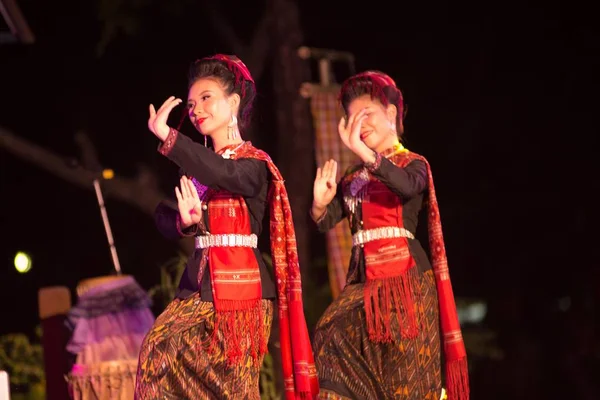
left=188, top=90, right=213, bottom=104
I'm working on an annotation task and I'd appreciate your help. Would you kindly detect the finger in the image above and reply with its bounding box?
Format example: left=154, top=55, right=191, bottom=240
left=193, top=200, right=202, bottom=213
left=184, top=177, right=195, bottom=199
left=189, top=181, right=200, bottom=201
left=166, top=98, right=183, bottom=112
left=327, top=161, right=338, bottom=185
left=149, top=104, right=156, bottom=118
left=322, top=160, right=332, bottom=179
left=338, top=117, right=347, bottom=135
left=351, top=114, right=368, bottom=139
left=187, top=178, right=199, bottom=200
left=350, top=110, right=367, bottom=131
left=157, top=96, right=176, bottom=112
left=315, top=167, right=322, bottom=180
left=338, top=118, right=351, bottom=145
left=347, top=108, right=366, bottom=127
left=180, top=176, right=190, bottom=198
left=193, top=199, right=202, bottom=210
left=347, top=111, right=357, bottom=129
left=159, top=98, right=182, bottom=115
left=329, top=158, right=336, bottom=172
left=175, top=187, right=183, bottom=203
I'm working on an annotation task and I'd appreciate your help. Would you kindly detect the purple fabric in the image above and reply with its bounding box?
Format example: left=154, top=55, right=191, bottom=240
left=66, top=276, right=152, bottom=329
left=66, top=276, right=155, bottom=357
left=67, top=307, right=155, bottom=354
left=81, top=275, right=136, bottom=297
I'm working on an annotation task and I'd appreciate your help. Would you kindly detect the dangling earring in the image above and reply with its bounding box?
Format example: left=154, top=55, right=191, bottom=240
left=227, top=115, right=238, bottom=140
left=204, top=135, right=207, bottom=147
left=390, top=122, right=397, bottom=135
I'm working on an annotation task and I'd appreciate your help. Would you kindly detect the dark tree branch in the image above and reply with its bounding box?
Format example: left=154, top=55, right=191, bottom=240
left=201, top=2, right=271, bottom=82
left=74, top=130, right=102, bottom=172
left=0, top=126, right=195, bottom=255
left=134, top=163, right=160, bottom=193
left=0, top=126, right=162, bottom=214
left=0, top=0, right=35, bottom=44
left=202, top=2, right=245, bottom=55
left=247, top=12, right=272, bottom=80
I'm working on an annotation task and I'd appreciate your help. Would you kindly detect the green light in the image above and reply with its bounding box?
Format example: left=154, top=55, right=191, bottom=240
left=14, top=252, right=32, bottom=273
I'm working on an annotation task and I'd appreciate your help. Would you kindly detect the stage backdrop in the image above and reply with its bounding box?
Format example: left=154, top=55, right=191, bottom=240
left=309, top=90, right=357, bottom=299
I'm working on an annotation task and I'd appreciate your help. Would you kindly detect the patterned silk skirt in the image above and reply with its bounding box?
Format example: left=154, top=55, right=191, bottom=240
left=135, top=294, right=273, bottom=400
left=313, top=270, right=442, bottom=400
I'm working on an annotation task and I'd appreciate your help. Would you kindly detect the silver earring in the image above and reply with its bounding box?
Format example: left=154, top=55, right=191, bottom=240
left=228, top=115, right=238, bottom=140
left=204, top=135, right=207, bottom=147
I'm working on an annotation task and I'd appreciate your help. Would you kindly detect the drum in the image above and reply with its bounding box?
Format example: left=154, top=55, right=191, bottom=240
left=66, top=275, right=154, bottom=399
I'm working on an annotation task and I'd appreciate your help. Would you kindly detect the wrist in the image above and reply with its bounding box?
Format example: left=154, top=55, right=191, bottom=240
left=310, top=202, right=327, bottom=218
left=351, top=141, right=375, bottom=163
left=364, top=152, right=382, bottom=172
left=180, top=219, right=194, bottom=229
left=360, top=149, right=377, bottom=164
left=158, top=126, right=171, bottom=142
left=176, top=214, right=198, bottom=236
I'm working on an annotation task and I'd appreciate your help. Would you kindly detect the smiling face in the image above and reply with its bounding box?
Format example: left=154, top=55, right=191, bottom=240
left=187, top=77, right=239, bottom=138
left=346, top=94, right=400, bottom=153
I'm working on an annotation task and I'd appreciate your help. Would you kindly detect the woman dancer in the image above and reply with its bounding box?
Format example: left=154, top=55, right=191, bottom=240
left=136, top=54, right=318, bottom=400
left=311, top=71, right=468, bottom=400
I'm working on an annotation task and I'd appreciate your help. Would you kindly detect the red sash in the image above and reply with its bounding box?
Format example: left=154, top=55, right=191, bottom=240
left=206, top=190, right=265, bottom=363
left=203, top=142, right=318, bottom=399
left=361, top=181, right=421, bottom=341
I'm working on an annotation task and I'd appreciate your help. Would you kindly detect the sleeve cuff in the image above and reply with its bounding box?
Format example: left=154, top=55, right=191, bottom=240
left=310, top=208, right=328, bottom=225
left=364, top=152, right=382, bottom=172
left=176, top=214, right=198, bottom=237
left=158, top=128, right=179, bottom=156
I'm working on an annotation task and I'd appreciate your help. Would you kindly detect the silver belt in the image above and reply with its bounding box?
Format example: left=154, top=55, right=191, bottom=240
left=352, top=226, right=414, bottom=247
left=195, top=233, right=258, bottom=249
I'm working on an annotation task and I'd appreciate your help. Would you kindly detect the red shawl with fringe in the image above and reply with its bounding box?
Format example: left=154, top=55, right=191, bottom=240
left=345, top=149, right=469, bottom=400
left=206, top=142, right=318, bottom=399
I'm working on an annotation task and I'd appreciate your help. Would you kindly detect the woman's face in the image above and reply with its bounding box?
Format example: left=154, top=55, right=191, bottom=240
left=187, top=78, right=237, bottom=137
left=346, top=94, right=399, bottom=153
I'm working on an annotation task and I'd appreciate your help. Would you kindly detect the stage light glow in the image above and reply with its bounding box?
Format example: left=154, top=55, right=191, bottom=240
left=14, top=251, right=32, bottom=273
left=102, top=169, right=114, bottom=179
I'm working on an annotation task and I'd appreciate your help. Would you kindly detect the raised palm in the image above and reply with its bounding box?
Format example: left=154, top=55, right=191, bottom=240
left=313, top=159, right=338, bottom=208
left=175, top=176, right=202, bottom=228
left=148, top=96, right=183, bottom=141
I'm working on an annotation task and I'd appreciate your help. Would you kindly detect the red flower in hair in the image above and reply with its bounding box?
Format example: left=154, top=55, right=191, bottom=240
left=198, top=54, right=255, bottom=98
left=340, top=70, right=404, bottom=118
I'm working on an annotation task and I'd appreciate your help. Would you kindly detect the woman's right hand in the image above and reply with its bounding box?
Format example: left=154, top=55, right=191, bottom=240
left=175, top=176, right=203, bottom=228
left=313, top=159, right=338, bottom=211
left=148, top=96, right=183, bottom=141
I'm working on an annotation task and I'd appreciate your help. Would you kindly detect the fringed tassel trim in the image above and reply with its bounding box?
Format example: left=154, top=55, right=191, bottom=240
left=364, top=266, right=421, bottom=343
left=210, top=299, right=267, bottom=366
left=446, top=357, right=470, bottom=400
